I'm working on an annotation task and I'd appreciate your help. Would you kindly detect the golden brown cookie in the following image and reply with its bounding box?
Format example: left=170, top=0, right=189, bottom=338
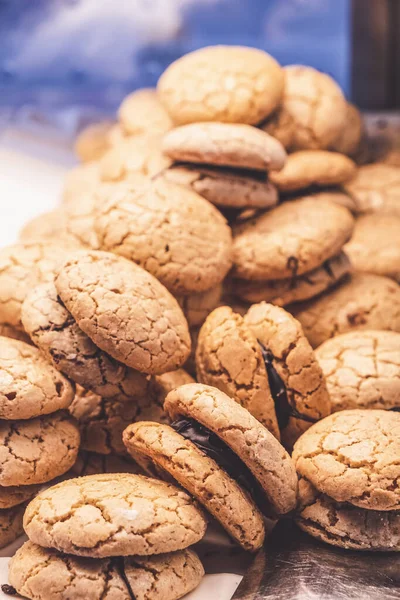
left=0, top=484, right=39, bottom=510
left=177, top=285, right=223, bottom=328
left=157, top=45, right=284, bottom=125
left=0, top=504, right=25, bottom=549
left=330, top=103, right=363, bottom=157
left=118, top=88, right=173, bottom=137
left=100, top=135, right=170, bottom=182
left=74, top=121, right=114, bottom=163
left=343, top=163, right=400, bottom=216
left=55, top=250, right=191, bottom=374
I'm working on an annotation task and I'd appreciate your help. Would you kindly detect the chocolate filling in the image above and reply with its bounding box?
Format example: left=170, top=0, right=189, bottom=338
left=1, top=585, right=17, bottom=596
left=171, top=418, right=270, bottom=515
left=390, top=407, right=400, bottom=412
left=259, top=343, right=317, bottom=429
left=113, top=557, right=136, bottom=600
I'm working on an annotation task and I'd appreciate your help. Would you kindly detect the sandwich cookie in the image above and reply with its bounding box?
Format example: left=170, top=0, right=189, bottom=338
left=118, top=88, right=173, bottom=137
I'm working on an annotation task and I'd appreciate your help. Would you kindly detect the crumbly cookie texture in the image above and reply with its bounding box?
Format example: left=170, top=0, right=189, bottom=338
left=269, top=150, right=356, bottom=192
left=315, top=330, right=400, bottom=412
left=296, top=477, right=400, bottom=551
left=118, top=88, right=173, bottom=137
left=62, top=162, right=100, bottom=205
left=9, top=541, right=204, bottom=600
left=0, top=411, right=80, bottom=486
left=22, top=282, right=150, bottom=402
left=124, top=422, right=266, bottom=552
left=0, top=241, right=75, bottom=329
left=0, top=504, right=25, bottom=549
left=234, top=252, right=351, bottom=306
left=293, top=409, right=400, bottom=511
left=344, top=214, right=400, bottom=281
left=330, top=103, right=363, bottom=157
left=0, top=336, right=74, bottom=420
left=162, top=123, right=287, bottom=171
left=159, top=165, right=278, bottom=209
left=196, top=307, right=280, bottom=438
left=94, top=177, right=233, bottom=295
left=164, top=383, right=298, bottom=515
left=55, top=251, right=191, bottom=375
left=157, top=45, right=284, bottom=125
left=74, top=121, right=114, bottom=163
left=24, top=474, right=207, bottom=557
left=0, top=484, right=39, bottom=509
left=244, top=303, right=331, bottom=447
left=291, top=274, right=400, bottom=348
left=232, top=197, right=354, bottom=280
left=343, top=163, right=400, bottom=216
left=176, top=285, right=223, bottom=328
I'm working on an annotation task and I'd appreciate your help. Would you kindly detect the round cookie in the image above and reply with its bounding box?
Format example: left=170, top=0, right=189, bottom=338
left=343, top=163, right=400, bottom=216
left=344, top=214, right=400, bottom=281
left=163, top=383, right=298, bottom=515
left=162, top=123, right=287, bottom=171
left=232, top=197, right=354, bottom=280
left=315, top=330, right=400, bottom=412
left=0, top=411, right=80, bottom=486
left=195, top=306, right=280, bottom=438
left=0, top=484, right=39, bottom=510
left=123, top=421, right=265, bottom=552
left=293, top=409, right=400, bottom=511
left=24, top=473, right=207, bottom=557
left=94, top=177, right=233, bottom=294
left=177, top=284, right=222, bottom=328
left=296, top=477, right=400, bottom=551
left=62, top=162, right=100, bottom=205
left=157, top=45, right=284, bottom=126
left=234, top=252, right=351, bottom=306
left=269, top=151, right=356, bottom=192
left=22, top=282, right=150, bottom=402
left=158, top=164, right=278, bottom=209
left=330, top=103, right=363, bottom=156
left=100, top=135, right=170, bottom=182
left=291, top=273, right=400, bottom=348
left=74, top=121, right=114, bottom=163
left=119, top=88, right=173, bottom=137
left=0, top=336, right=75, bottom=420
left=244, top=303, right=331, bottom=447
left=0, top=504, right=25, bottom=550
left=9, top=541, right=204, bottom=600
left=55, top=250, right=191, bottom=374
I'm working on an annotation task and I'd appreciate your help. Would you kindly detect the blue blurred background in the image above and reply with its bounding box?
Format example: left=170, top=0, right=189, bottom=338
left=0, top=0, right=350, bottom=116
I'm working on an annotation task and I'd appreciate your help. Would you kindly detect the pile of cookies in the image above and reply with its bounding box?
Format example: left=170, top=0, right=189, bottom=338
left=0, top=43, right=400, bottom=598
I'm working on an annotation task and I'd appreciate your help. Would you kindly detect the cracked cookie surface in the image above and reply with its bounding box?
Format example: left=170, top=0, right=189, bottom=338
left=232, top=197, right=354, bottom=280
left=9, top=541, right=204, bottom=600
left=343, top=163, right=400, bottom=216
left=94, top=177, right=233, bottom=295
left=315, top=330, right=400, bottom=412
left=0, top=411, right=80, bottom=486
left=23, top=473, right=207, bottom=557
left=195, top=306, right=280, bottom=438
left=22, top=282, right=150, bottom=402
left=100, top=135, right=170, bottom=182
left=0, top=504, right=25, bottom=549
left=118, top=88, right=173, bottom=137
left=291, top=273, right=400, bottom=348
left=157, top=45, right=284, bottom=125
left=0, top=336, right=74, bottom=420
left=293, top=409, right=400, bottom=511
left=55, top=251, right=191, bottom=374
left=164, top=383, right=298, bottom=515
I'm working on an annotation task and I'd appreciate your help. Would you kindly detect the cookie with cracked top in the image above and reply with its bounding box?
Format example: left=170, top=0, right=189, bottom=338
left=293, top=409, right=400, bottom=511
left=0, top=504, right=25, bottom=549
left=23, top=473, right=207, bottom=557
left=9, top=541, right=204, bottom=600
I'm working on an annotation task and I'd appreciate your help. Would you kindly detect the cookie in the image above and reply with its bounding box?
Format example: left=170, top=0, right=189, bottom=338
left=330, top=103, right=363, bottom=156
left=195, top=306, right=280, bottom=438
left=61, top=191, right=100, bottom=249
left=9, top=541, right=204, bottom=600
left=0, top=411, right=80, bottom=486
left=157, top=45, right=284, bottom=125
left=244, top=303, right=331, bottom=447
left=163, top=383, right=298, bottom=515
left=0, top=485, right=39, bottom=510
left=55, top=250, right=191, bottom=374
left=74, top=121, right=114, bottom=163
left=0, top=241, right=74, bottom=330
left=296, top=477, right=400, bottom=551
left=301, top=189, right=359, bottom=213
left=162, top=123, right=287, bottom=172
left=152, top=368, right=195, bottom=400
left=344, top=214, right=400, bottom=281
left=70, top=451, right=142, bottom=478
left=22, top=282, right=150, bottom=402
left=234, top=252, right=351, bottom=306
left=100, top=135, right=170, bottom=182
left=315, top=330, right=400, bottom=412
left=269, top=151, right=356, bottom=192
left=293, top=409, right=400, bottom=511
left=291, top=273, right=400, bottom=348
left=260, top=106, right=297, bottom=150
left=62, top=162, right=100, bottom=205
left=177, top=285, right=222, bottom=328
left=343, top=163, right=400, bottom=216
left=94, top=177, right=233, bottom=294
left=0, top=336, right=74, bottom=420
left=158, top=164, right=279, bottom=209
left=19, top=210, right=75, bottom=245
left=123, top=421, right=265, bottom=552
left=119, top=88, right=173, bottom=137
left=0, top=504, right=25, bottom=550
left=232, top=197, right=354, bottom=280
left=24, top=473, right=207, bottom=557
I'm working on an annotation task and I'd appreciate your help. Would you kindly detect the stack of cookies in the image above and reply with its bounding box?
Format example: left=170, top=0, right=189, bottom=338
left=9, top=473, right=206, bottom=600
